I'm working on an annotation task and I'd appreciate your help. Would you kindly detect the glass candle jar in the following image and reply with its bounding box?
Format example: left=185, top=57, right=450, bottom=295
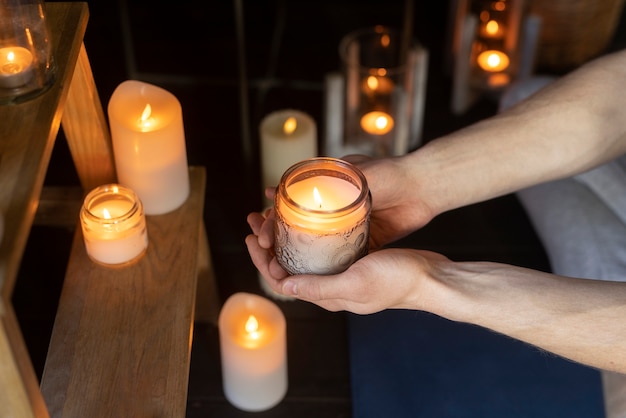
left=80, top=184, right=148, bottom=266
left=274, top=157, right=371, bottom=275
left=0, top=0, right=56, bottom=104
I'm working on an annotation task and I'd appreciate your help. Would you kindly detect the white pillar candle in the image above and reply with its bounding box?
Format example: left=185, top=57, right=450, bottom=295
left=80, top=184, right=148, bottom=266
left=0, top=46, right=34, bottom=89
left=108, top=80, right=190, bottom=215
left=274, top=157, right=371, bottom=275
left=260, top=109, right=317, bottom=207
left=218, top=292, right=288, bottom=412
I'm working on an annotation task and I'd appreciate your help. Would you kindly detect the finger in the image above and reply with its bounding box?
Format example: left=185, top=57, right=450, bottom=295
left=258, top=208, right=276, bottom=249
left=264, top=187, right=277, bottom=200
left=247, top=212, right=265, bottom=236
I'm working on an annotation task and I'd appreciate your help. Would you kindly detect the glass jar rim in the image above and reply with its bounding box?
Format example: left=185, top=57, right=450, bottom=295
left=278, top=157, right=370, bottom=217
left=81, top=183, right=143, bottom=224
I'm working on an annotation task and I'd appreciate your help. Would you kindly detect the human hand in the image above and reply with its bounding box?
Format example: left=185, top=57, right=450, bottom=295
left=246, top=221, right=449, bottom=314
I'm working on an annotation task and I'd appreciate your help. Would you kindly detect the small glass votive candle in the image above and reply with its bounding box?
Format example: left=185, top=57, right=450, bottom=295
left=274, top=157, right=371, bottom=275
left=0, top=0, right=56, bottom=104
left=80, top=184, right=148, bottom=266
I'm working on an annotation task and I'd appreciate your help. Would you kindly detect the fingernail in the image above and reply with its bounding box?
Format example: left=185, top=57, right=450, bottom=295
left=283, top=280, right=297, bottom=296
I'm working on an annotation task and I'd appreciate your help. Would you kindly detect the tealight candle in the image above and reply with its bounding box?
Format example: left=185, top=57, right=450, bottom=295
left=0, top=46, right=34, bottom=89
left=108, top=80, right=190, bottom=215
left=260, top=109, right=317, bottom=206
left=360, top=111, right=394, bottom=135
left=274, top=157, right=371, bottom=275
left=218, top=292, right=287, bottom=412
left=80, top=184, right=148, bottom=266
left=477, top=50, right=510, bottom=72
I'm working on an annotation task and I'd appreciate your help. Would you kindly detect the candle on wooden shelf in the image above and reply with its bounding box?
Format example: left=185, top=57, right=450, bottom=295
left=260, top=109, right=317, bottom=207
left=360, top=111, right=394, bottom=135
left=274, top=157, right=371, bottom=275
left=219, top=292, right=287, bottom=412
left=476, top=50, right=510, bottom=72
left=108, top=80, right=190, bottom=215
left=80, top=184, right=148, bottom=266
left=0, top=46, right=33, bottom=89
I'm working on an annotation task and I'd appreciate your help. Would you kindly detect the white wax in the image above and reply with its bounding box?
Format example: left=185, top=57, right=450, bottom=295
left=108, top=80, right=190, bottom=215
left=0, top=46, right=34, bottom=89
left=260, top=109, right=317, bottom=204
left=81, top=187, right=148, bottom=266
left=219, top=292, right=288, bottom=412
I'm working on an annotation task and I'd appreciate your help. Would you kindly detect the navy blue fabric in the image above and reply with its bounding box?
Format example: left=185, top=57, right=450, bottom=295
left=348, top=309, right=604, bottom=418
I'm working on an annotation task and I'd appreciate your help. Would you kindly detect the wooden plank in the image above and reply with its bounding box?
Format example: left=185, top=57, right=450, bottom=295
left=0, top=4, right=89, bottom=418
left=41, top=167, right=206, bottom=418
left=61, top=42, right=117, bottom=190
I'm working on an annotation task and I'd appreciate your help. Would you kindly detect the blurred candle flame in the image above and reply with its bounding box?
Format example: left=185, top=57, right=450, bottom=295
left=283, top=116, right=297, bottom=135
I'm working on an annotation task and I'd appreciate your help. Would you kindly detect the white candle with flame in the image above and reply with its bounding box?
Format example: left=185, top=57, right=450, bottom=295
left=219, top=292, right=287, bottom=412
left=274, top=158, right=371, bottom=275
left=0, top=46, right=34, bottom=89
left=108, top=80, right=190, bottom=215
left=260, top=109, right=317, bottom=206
left=80, top=184, right=148, bottom=266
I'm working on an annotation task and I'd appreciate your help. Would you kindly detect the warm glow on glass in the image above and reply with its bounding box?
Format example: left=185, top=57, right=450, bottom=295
left=102, top=208, right=112, bottom=219
left=245, top=315, right=260, bottom=340
left=313, top=187, right=323, bottom=209
left=494, top=1, right=506, bottom=11
left=376, top=68, right=387, bottom=76
left=477, top=50, right=509, bottom=72
left=360, top=111, right=394, bottom=135
left=380, top=34, right=390, bottom=47
left=283, top=116, right=297, bottom=135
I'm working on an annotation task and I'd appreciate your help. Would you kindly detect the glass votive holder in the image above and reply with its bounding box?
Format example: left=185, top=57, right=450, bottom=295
left=339, top=25, right=420, bottom=157
left=0, top=0, right=56, bottom=105
left=274, top=157, right=371, bottom=275
left=80, top=184, right=148, bottom=266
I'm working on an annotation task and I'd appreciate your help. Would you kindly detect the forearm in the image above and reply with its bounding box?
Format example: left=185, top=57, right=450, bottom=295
left=431, top=260, right=626, bottom=372
left=404, top=49, right=626, bottom=217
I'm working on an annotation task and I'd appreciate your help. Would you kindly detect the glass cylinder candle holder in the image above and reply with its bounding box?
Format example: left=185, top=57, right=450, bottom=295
left=80, top=184, right=149, bottom=266
left=0, top=0, right=56, bottom=105
left=274, top=157, right=371, bottom=275
left=339, top=25, right=422, bottom=157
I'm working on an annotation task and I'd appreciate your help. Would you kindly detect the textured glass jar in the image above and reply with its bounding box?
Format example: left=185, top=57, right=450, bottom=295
left=274, top=157, right=371, bottom=275
left=80, top=184, right=148, bottom=266
left=0, top=0, right=56, bottom=104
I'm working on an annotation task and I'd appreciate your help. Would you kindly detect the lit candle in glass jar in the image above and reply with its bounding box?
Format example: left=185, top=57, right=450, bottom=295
left=219, top=292, right=287, bottom=412
left=80, top=184, right=148, bottom=266
left=362, top=73, right=394, bottom=96
left=0, top=46, right=34, bottom=89
left=108, top=80, right=190, bottom=215
left=360, top=111, right=394, bottom=135
left=274, top=157, right=371, bottom=275
left=477, top=50, right=510, bottom=72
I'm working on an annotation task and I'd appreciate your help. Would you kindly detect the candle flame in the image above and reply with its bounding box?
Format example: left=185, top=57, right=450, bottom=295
left=367, top=76, right=379, bottom=91
left=102, top=208, right=112, bottom=219
left=245, top=315, right=260, bottom=339
left=141, top=104, right=152, bottom=123
left=7, top=51, right=14, bottom=62
left=477, top=50, right=509, bottom=72
left=485, top=20, right=499, bottom=35
left=313, top=187, right=323, bottom=209
left=375, top=115, right=389, bottom=130
left=283, top=116, right=297, bottom=135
